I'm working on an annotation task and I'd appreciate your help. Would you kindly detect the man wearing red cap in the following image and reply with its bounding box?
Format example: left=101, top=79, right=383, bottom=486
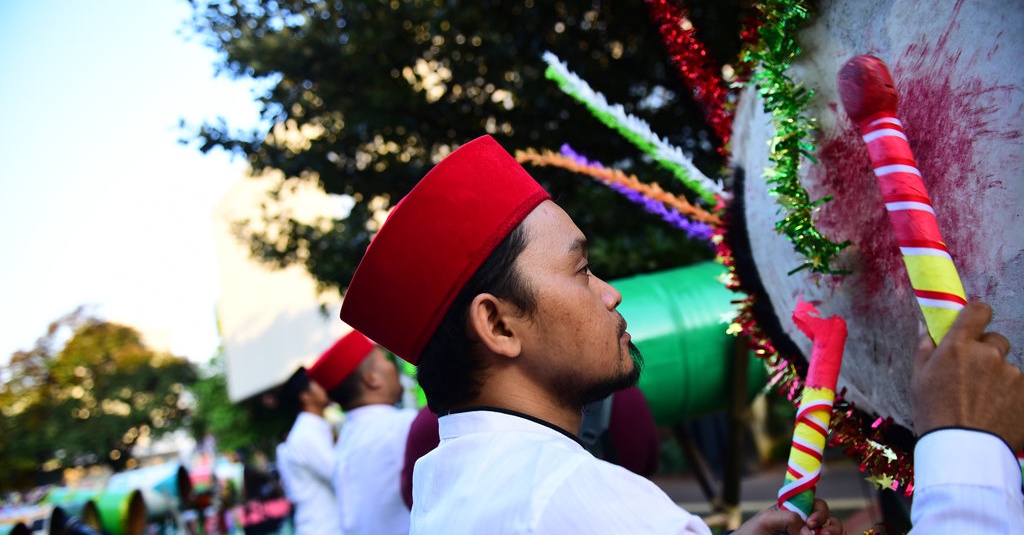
left=274, top=367, right=340, bottom=535
left=307, top=330, right=417, bottom=535
left=339, top=135, right=844, bottom=534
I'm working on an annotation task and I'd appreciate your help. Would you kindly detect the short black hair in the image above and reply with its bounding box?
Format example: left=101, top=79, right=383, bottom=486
left=277, top=367, right=310, bottom=415
left=416, top=224, right=536, bottom=414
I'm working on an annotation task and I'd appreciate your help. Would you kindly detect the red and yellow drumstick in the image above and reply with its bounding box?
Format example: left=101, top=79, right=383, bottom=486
left=778, top=300, right=848, bottom=520
left=838, top=55, right=967, bottom=344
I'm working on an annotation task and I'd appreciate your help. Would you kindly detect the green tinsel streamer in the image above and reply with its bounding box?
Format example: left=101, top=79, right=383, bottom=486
left=742, top=0, right=850, bottom=274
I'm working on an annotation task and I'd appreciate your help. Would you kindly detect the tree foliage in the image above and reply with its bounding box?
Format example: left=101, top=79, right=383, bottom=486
left=184, top=0, right=746, bottom=292
left=0, top=309, right=196, bottom=492
left=189, top=349, right=290, bottom=455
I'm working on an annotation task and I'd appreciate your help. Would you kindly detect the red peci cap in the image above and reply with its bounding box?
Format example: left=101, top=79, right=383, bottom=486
left=340, top=135, right=550, bottom=364
left=307, top=330, right=376, bottom=391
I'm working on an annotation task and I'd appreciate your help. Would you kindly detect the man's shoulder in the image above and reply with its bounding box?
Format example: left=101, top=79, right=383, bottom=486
left=551, top=449, right=653, bottom=489
left=338, top=406, right=418, bottom=449
left=534, top=454, right=706, bottom=532
left=373, top=406, right=419, bottom=442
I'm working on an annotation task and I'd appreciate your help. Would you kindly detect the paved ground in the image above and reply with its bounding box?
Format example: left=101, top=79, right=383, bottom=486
left=650, top=456, right=899, bottom=533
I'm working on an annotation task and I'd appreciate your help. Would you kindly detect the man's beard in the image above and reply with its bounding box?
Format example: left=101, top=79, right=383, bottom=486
left=553, top=340, right=644, bottom=413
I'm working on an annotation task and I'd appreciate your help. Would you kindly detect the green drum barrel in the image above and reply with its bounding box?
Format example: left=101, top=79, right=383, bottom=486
left=93, top=489, right=146, bottom=535
left=611, top=262, right=767, bottom=425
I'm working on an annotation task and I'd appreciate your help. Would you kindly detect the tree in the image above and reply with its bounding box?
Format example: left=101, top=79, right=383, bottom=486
left=189, top=349, right=290, bottom=455
left=0, top=309, right=196, bottom=491
left=183, top=0, right=747, bottom=293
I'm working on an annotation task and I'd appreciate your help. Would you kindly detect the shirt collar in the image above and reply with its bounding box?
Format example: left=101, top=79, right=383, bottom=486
left=441, top=406, right=584, bottom=447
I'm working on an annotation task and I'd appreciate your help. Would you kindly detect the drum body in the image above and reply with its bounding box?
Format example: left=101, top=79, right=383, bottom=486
left=731, top=0, right=1024, bottom=427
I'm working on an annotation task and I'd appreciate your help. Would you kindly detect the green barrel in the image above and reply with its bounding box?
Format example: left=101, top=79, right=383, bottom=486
left=93, top=489, right=146, bottom=535
left=41, top=487, right=103, bottom=531
left=611, top=262, right=767, bottom=425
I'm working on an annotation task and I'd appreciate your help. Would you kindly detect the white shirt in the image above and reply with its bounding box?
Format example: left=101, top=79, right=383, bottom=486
left=277, top=412, right=341, bottom=535
left=410, top=408, right=711, bottom=535
left=334, top=404, right=418, bottom=535
left=910, top=429, right=1024, bottom=533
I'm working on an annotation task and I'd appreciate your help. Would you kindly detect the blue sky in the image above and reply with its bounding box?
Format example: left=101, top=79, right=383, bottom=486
left=0, top=1, right=266, bottom=363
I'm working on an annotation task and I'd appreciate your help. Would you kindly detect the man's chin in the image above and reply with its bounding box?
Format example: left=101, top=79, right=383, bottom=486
left=580, top=361, right=642, bottom=407
left=554, top=342, right=645, bottom=410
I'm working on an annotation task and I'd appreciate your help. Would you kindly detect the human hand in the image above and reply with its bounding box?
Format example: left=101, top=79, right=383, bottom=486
left=910, top=301, right=1024, bottom=451
left=732, top=499, right=844, bottom=535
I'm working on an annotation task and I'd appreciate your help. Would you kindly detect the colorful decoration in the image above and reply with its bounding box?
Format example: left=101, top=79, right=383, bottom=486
left=739, top=0, right=849, bottom=275
left=541, top=51, right=727, bottom=204
left=644, top=0, right=733, bottom=150
left=541, top=0, right=926, bottom=497
left=837, top=55, right=967, bottom=343
left=515, top=146, right=716, bottom=243
left=718, top=204, right=916, bottom=498
left=778, top=300, right=847, bottom=519
left=828, top=406, right=914, bottom=497
left=715, top=209, right=804, bottom=402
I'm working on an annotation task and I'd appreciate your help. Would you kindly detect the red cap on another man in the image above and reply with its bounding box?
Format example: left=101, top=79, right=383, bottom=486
left=340, top=135, right=550, bottom=365
left=307, top=330, right=376, bottom=391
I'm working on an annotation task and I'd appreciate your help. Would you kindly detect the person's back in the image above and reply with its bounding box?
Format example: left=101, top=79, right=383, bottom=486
left=335, top=404, right=417, bottom=535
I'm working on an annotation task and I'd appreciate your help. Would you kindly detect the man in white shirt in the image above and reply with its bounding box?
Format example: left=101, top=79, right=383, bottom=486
left=339, top=135, right=842, bottom=535
left=275, top=367, right=340, bottom=535
left=307, top=330, right=418, bottom=535
left=906, top=301, right=1024, bottom=533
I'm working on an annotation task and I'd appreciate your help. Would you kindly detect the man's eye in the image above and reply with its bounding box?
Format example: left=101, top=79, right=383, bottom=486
left=579, top=263, right=591, bottom=275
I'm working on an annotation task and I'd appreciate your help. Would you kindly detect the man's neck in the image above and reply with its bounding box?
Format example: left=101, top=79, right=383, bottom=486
left=469, top=361, right=586, bottom=436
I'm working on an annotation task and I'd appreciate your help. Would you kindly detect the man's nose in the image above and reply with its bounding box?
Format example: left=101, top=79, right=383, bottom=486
left=596, top=275, right=622, bottom=309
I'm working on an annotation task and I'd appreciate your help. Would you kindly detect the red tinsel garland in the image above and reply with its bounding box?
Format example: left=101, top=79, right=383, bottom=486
left=644, top=0, right=734, bottom=153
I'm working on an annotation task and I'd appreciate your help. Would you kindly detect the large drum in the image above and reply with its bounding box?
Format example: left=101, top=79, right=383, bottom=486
left=731, top=0, right=1023, bottom=434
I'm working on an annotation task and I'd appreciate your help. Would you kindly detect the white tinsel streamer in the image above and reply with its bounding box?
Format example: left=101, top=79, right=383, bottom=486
left=541, top=51, right=729, bottom=202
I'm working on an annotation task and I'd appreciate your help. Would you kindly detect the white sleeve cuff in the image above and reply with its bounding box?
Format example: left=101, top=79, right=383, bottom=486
left=914, top=428, right=1022, bottom=492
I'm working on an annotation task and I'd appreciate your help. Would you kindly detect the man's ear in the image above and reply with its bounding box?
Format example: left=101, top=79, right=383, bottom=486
left=358, top=360, right=381, bottom=391
left=466, top=293, right=522, bottom=358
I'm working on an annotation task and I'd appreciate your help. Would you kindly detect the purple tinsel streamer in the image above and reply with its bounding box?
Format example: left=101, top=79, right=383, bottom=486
left=560, top=144, right=715, bottom=244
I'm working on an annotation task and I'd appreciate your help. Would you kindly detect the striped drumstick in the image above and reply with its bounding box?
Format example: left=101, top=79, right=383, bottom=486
left=778, top=300, right=847, bottom=520
left=837, top=55, right=967, bottom=344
